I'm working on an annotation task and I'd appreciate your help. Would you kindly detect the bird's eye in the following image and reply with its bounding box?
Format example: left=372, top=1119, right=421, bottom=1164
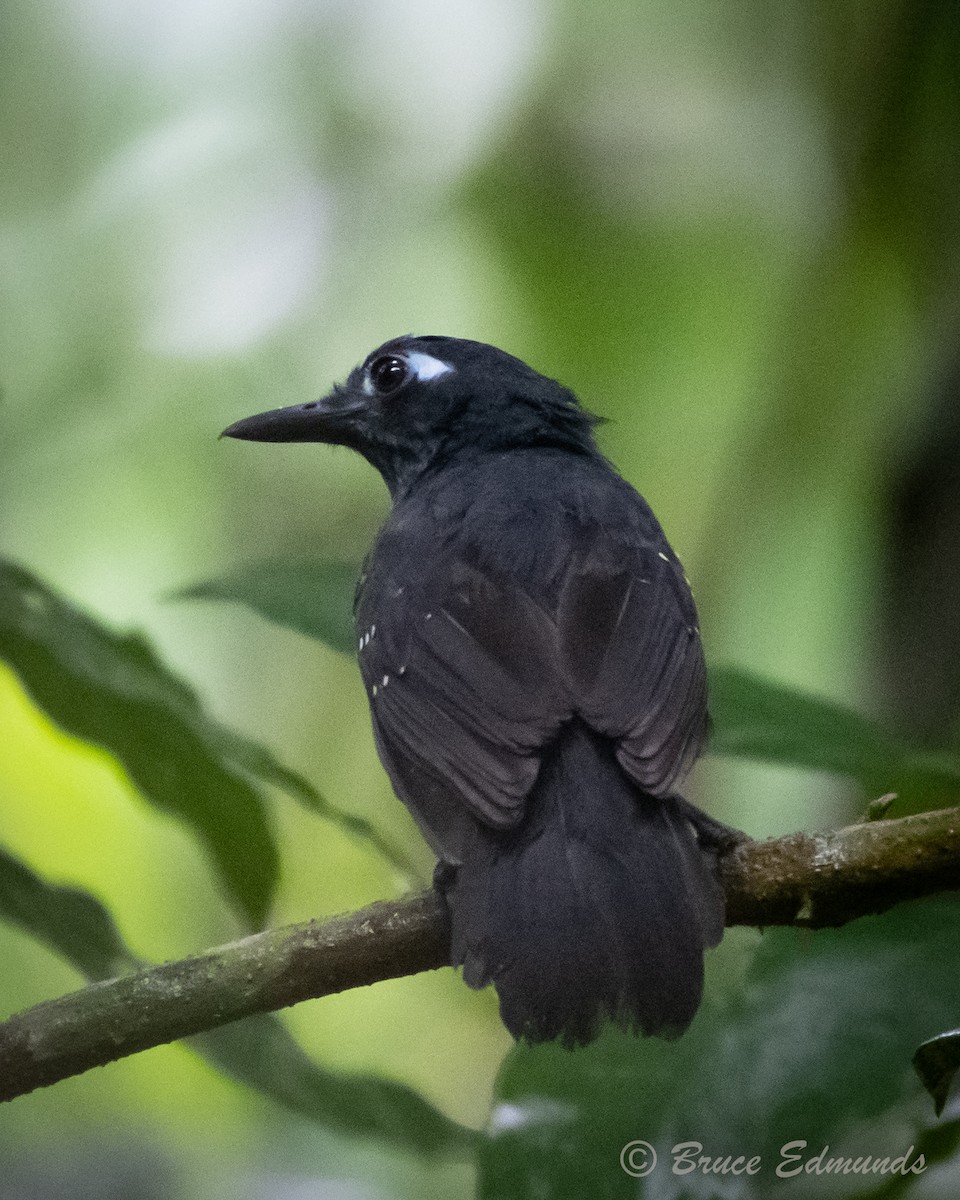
left=368, top=355, right=409, bottom=395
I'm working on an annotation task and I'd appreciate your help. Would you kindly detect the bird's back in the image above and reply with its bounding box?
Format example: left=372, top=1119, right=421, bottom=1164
left=359, top=449, right=703, bottom=812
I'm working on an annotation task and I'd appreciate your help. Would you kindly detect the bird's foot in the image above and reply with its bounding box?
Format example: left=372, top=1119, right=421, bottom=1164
left=671, top=795, right=749, bottom=852
left=432, top=860, right=458, bottom=894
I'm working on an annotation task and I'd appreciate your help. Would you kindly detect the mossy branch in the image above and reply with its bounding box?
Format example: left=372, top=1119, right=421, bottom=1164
left=2, top=806, right=959, bottom=1104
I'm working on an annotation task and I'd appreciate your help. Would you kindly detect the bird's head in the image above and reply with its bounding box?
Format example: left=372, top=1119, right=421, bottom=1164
left=222, top=335, right=601, bottom=495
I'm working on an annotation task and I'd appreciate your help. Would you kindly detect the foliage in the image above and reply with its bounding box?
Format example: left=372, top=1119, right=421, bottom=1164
left=2, top=554, right=959, bottom=1196
left=0, top=562, right=467, bottom=1156
left=3, top=0, right=960, bottom=1195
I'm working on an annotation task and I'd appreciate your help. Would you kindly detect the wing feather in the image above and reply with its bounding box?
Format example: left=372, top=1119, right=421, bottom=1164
left=557, top=544, right=707, bottom=796
left=357, top=496, right=707, bottom=853
left=358, top=558, right=569, bottom=851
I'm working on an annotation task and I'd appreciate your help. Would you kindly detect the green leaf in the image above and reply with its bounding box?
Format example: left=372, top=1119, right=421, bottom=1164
left=914, top=1030, right=960, bottom=1118
left=177, top=559, right=360, bottom=656
left=0, top=559, right=279, bottom=926
left=481, top=895, right=960, bottom=1199
left=709, top=666, right=960, bottom=814
left=0, top=843, right=134, bottom=979
left=176, top=558, right=420, bottom=881
left=190, top=1016, right=475, bottom=1158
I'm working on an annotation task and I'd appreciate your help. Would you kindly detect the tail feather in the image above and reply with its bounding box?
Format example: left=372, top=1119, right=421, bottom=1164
left=446, top=721, right=725, bottom=1046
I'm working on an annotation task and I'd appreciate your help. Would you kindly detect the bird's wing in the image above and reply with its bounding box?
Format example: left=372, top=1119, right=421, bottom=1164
left=556, top=539, right=708, bottom=797
left=357, top=529, right=706, bottom=860
left=356, top=556, right=570, bottom=858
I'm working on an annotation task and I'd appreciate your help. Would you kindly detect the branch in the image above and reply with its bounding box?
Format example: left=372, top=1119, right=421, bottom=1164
left=721, top=804, right=960, bottom=925
left=2, top=806, right=959, bottom=1104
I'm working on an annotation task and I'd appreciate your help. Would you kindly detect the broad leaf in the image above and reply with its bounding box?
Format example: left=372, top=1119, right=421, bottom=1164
left=709, top=667, right=960, bottom=814
left=0, top=560, right=279, bottom=926
left=178, top=560, right=360, bottom=656
left=177, top=558, right=420, bottom=880
left=0, top=843, right=133, bottom=979
left=481, top=895, right=960, bottom=1199
left=190, top=1016, right=474, bottom=1157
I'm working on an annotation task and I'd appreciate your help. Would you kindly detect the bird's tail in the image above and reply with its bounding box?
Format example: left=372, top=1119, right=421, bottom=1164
left=445, top=721, right=727, bottom=1046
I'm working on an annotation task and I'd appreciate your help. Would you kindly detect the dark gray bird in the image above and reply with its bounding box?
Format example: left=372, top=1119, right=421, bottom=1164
left=224, top=335, right=735, bottom=1046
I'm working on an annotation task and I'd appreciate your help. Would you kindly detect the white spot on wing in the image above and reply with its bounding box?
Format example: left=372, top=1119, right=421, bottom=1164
left=407, top=350, right=454, bottom=382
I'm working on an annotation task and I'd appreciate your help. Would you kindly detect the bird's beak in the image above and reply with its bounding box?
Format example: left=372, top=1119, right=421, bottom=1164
left=221, top=390, right=365, bottom=444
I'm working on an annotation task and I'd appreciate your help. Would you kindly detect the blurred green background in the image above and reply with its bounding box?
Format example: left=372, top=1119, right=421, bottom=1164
left=2, top=0, right=960, bottom=1196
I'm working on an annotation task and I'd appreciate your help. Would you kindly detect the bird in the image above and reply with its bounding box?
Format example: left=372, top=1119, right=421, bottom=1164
left=223, top=334, right=738, bottom=1047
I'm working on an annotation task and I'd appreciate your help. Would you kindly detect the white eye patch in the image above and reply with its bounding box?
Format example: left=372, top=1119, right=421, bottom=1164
left=406, top=351, right=454, bottom=382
